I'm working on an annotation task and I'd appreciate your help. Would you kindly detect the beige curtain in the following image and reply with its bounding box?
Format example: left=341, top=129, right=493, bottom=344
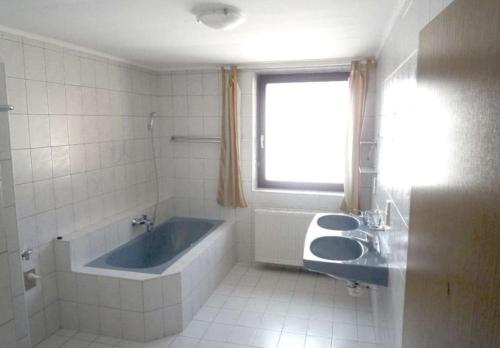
left=341, top=60, right=373, bottom=213
left=217, top=66, right=248, bottom=208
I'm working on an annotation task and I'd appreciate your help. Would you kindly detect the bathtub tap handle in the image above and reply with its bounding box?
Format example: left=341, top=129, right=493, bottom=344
left=132, top=215, right=153, bottom=231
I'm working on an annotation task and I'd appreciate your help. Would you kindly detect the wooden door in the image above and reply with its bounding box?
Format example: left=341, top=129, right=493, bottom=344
left=402, top=0, right=500, bottom=347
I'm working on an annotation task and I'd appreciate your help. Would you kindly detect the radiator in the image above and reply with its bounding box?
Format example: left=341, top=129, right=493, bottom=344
left=254, top=209, right=316, bottom=266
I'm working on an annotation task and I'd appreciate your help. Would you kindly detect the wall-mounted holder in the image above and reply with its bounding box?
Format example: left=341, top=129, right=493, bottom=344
left=21, top=248, right=33, bottom=261
left=360, top=140, right=377, bottom=161
left=0, top=104, right=14, bottom=112
left=24, top=269, right=40, bottom=291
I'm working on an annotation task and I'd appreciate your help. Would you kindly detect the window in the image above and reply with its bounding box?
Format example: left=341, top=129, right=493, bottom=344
left=256, top=72, right=350, bottom=192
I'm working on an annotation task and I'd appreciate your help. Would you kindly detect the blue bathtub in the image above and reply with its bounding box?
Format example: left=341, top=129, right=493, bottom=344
left=86, top=217, right=223, bottom=274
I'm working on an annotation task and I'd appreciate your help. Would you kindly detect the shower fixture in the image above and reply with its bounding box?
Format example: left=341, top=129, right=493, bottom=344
left=148, top=111, right=157, bottom=131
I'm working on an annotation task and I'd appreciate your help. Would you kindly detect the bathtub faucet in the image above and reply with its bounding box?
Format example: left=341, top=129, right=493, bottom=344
left=132, top=214, right=154, bottom=232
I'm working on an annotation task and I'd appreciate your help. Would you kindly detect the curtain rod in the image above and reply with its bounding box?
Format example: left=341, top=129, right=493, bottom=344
left=221, top=57, right=374, bottom=71
left=158, top=58, right=374, bottom=73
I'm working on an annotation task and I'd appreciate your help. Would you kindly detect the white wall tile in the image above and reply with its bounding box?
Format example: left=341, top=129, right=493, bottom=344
left=44, top=49, right=64, bottom=84
left=23, top=45, right=46, bottom=81
left=56, top=272, right=76, bottom=302
left=53, top=175, right=72, bottom=208
left=121, top=310, right=144, bottom=342
left=63, top=54, right=81, bottom=86
left=97, top=276, right=120, bottom=309
left=77, top=303, right=99, bottom=334
left=59, top=301, right=78, bottom=330
left=144, top=309, right=164, bottom=341
left=11, top=149, right=32, bottom=184
left=51, top=146, right=70, bottom=178
left=29, top=310, right=46, bottom=345
left=76, top=274, right=98, bottom=305
left=95, top=61, right=109, bottom=89
left=119, top=279, right=143, bottom=312
left=28, top=115, right=50, bottom=148
left=99, top=307, right=122, bottom=338
left=172, top=73, right=187, bottom=96
left=143, top=278, right=163, bottom=312
left=49, top=115, right=69, bottom=146
left=26, top=80, right=48, bottom=114
left=80, top=58, right=96, bottom=88
left=6, top=78, right=27, bottom=114
left=34, top=179, right=55, bottom=213
left=36, top=210, right=57, bottom=245
left=65, top=85, right=82, bottom=115
left=202, top=72, right=219, bottom=96
left=47, top=83, right=66, bottom=114
left=187, top=73, right=203, bottom=96
left=0, top=38, right=25, bottom=78
left=31, top=147, right=52, bottom=181
left=8, top=114, right=30, bottom=149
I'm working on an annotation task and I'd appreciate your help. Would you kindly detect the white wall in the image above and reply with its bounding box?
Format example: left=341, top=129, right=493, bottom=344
left=0, top=30, right=161, bottom=345
left=159, top=68, right=377, bottom=263
left=372, top=1, right=454, bottom=347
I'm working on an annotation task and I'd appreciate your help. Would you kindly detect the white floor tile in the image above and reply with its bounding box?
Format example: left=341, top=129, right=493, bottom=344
left=277, top=332, right=306, bottom=348
left=202, top=323, right=232, bottom=342
left=251, top=329, right=281, bottom=348
left=61, top=339, right=91, bottom=348
left=283, top=316, right=309, bottom=334
left=181, top=321, right=210, bottom=339
left=39, top=263, right=373, bottom=348
left=226, top=326, right=256, bottom=345
left=304, top=335, right=332, bottom=348
left=194, top=306, right=219, bottom=322
left=36, top=335, right=69, bottom=348
left=170, top=336, right=198, bottom=348
left=332, top=323, right=357, bottom=341
left=214, top=309, right=240, bottom=324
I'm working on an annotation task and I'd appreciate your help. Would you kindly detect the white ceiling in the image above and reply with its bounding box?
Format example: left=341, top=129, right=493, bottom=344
left=0, top=0, right=400, bottom=70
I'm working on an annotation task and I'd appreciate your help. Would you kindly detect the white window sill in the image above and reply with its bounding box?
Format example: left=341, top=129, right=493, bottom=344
left=252, top=187, right=344, bottom=197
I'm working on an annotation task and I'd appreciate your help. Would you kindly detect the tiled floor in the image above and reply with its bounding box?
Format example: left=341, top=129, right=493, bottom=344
left=37, top=263, right=376, bottom=348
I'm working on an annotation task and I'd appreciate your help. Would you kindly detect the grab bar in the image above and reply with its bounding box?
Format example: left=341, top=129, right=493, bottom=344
left=171, top=136, right=221, bottom=143
left=0, top=105, right=14, bottom=112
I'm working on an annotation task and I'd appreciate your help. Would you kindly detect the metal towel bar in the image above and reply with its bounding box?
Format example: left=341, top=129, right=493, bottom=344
left=0, top=105, right=14, bottom=112
left=170, top=136, right=221, bottom=143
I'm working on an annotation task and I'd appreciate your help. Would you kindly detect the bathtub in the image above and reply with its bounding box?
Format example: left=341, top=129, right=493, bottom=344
left=54, top=210, right=236, bottom=342
left=86, top=217, right=223, bottom=274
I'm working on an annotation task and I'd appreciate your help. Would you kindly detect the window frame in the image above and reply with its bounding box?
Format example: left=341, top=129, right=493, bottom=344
left=256, top=71, right=350, bottom=192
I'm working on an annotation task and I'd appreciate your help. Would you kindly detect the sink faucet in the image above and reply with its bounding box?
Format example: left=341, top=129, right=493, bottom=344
left=362, top=210, right=386, bottom=231
left=132, top=214, right=154, bottom=232
left=351, top=231, right=380, bottom=252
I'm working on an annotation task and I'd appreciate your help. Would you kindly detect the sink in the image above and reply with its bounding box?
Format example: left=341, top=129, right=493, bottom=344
left=303, top=213, right=388, bottom=286
left=310, top=236, right=364, bottom=261
left=317, top=214, right=360, bottom=231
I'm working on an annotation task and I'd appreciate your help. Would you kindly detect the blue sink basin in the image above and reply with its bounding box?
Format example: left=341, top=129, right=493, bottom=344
left=317, top=214, right=360, bottom=231
left=303, top=213, right=388, bottom=286
left=310, top=236, right=363, bottom=261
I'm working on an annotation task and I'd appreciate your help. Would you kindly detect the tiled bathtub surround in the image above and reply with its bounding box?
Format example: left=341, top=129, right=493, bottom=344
left=54, top=217, right=236, bottom=342
left=372, top=1, right=455, bottom=347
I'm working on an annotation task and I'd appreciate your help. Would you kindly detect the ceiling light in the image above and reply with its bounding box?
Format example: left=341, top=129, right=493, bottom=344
left=196, top=5, right=245, bottom=30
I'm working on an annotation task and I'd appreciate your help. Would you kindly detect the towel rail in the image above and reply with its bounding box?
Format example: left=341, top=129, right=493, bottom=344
left=170, top=136, right=221, bottom=143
